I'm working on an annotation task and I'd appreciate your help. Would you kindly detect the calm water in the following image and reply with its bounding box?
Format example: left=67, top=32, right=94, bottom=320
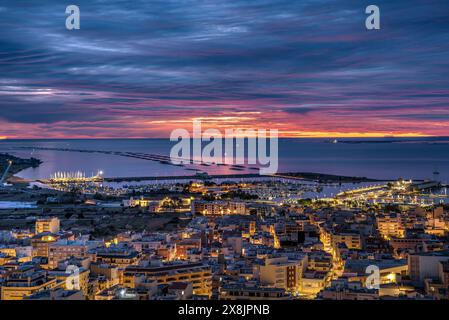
left=0, top=138, right=448, bottom=182
left=0, top=201, right=37, bottom=209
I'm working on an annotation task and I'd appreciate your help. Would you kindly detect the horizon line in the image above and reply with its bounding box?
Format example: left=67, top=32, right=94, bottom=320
left=1, top=136, right=449, bottom=141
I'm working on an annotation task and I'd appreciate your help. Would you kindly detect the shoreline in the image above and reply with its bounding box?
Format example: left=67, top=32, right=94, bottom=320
left=36, top=172, right=384, bottom=184
left=3, top=152, right=429, bottom=186
left=4, top=150, right=383, bottom=184
left=0, top=153, right=42, bottom=182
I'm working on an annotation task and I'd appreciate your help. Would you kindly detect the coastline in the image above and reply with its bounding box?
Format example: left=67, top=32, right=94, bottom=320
left=2, top=151, right=433, bottom=185
left=0, top=153, right=42, bottom=183
left=35, top=171, right=382, bottom=185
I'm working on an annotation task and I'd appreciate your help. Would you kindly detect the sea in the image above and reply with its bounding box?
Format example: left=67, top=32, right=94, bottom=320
left=0, top=137, right=448, bottom=183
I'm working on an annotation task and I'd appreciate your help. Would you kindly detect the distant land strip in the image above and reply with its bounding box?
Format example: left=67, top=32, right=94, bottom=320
left=38, top=172, right=383, bottom=184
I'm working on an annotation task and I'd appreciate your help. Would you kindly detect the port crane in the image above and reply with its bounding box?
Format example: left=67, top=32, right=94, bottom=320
left=0, top=160, right=12, bottom=186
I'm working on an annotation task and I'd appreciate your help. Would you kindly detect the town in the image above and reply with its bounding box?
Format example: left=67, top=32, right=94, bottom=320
left=0, top=164, right=448, bottom=300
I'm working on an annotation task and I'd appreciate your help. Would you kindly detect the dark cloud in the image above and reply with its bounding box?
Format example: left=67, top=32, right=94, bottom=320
left=0, top=0, right=448, bottom=137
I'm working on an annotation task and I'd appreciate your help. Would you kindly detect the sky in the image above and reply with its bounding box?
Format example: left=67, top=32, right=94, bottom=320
left=0, top=0, right=449, bottom=139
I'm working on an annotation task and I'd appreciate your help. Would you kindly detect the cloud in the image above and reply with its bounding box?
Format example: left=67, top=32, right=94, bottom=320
left=0, top=0, right=448, bottom=137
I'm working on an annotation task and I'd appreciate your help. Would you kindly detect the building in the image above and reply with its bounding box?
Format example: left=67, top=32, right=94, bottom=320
left=258, top=255, right=307, bottom=293
left=223, top=233, right=243, bottom=256
left=331, top=232, right=363, bottom=250
left=377, top=214, right=405, bottom=239
left=408, top=250, right=449, bottom=286
left=94, top=285, right=139, bottom=300
left=0, top=252, right=15, bottom=266
left=35, top=217, right=60, bottom=234
left=219, top=284, right=290, bottom=300
left=0, top=265, right=64, bottom=300
left=122, top=197, right=161, bottom=209
left=320, top=280, right=379, bottom=300
left=123, top=262, right=212, bottom=296
left=31, top=233, right=59, bottom=258
left=175, top=238, right=202, bottom=260
left=300, top=271, right=328, bottom=297
left=166, top=282, right=193, bottom=300
left=94, top=247, right=140, bottom=268
left=90, top=263, right=120, bottom=286
left=424, top=260, right=449, bottom=299
left=344, top=259, right=408, bottom=285
left=26, top=288, right=85, bottom=300
left=191, top=200, right=246, bottom=215
left=307, top=251, right=333, bottom=273
left=389, top=238, right=425, bottom=254
left=48, top=240, right=96, bottom=269
left=47, top=267, right=90, bottom=296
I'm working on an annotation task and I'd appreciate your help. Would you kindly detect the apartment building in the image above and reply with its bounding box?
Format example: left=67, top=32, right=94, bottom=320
left=0, top=266, right=64, bottom=300
left=408, top=250, right=449, bottom=285
left=123, top=262, right=212, bottom=296
left=31, top=233, right=59, bottom=258
left=48, top=240, right=96, bottom=269
left=377, top=214, right=405, bottom=239
left=191, top=200, right=246, bottom=215
left=35, top=217, right=60, bottom=234
left=332, top=232, right=363, bottom=250
left=94, top=247, right=141, bottom=268
left=258, top=255, right=307, bottom=293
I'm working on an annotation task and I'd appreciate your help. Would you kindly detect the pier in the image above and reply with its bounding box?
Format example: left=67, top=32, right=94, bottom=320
left=19, top=146, right=260, bottom=173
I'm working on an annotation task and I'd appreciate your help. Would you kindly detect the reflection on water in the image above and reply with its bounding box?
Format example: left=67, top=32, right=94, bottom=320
left=0, top=138, right=448, bottom=182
